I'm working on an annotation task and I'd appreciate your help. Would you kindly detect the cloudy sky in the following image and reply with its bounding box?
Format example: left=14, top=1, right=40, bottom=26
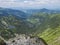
left=0, top=0, right=60, bottom=9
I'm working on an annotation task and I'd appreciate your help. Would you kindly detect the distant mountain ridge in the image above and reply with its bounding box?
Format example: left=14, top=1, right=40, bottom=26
left=25, top=8, right=60, bottom=14
left=0, top=7, right=28, bottom=20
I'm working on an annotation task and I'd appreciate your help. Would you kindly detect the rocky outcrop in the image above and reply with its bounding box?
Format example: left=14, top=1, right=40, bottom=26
left=7, top=35, right=47, bottom=45
left=0, top=34, right=47, bottom=45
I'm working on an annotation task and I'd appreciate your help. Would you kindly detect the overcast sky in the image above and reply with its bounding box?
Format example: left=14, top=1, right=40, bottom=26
left=0, top=0, right=60, bottom=9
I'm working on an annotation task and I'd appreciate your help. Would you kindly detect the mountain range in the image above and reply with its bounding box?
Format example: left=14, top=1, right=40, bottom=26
left=0, top=7, right=28, bottom=20
left=0, top=7, right=60, bottom=45
left=25, top=8, right=60, bottom=14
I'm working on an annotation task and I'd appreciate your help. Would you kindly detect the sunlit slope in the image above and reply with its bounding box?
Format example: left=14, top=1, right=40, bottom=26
left=34, top=13, right=60, bottom=45
left=38, top=26, right=60, bottom=45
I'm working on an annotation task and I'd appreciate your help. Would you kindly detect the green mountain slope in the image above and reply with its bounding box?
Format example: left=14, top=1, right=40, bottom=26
left=27, top=12, right=60, bottom=45
left=0, top=15, right=39, bottom=40
left=0, top=15, right=32, bottom=39
left=36, top=13, right=60, bottom=45
left=38, top=27, right=60, bottom=45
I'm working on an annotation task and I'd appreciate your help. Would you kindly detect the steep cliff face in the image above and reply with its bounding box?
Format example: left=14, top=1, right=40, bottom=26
left=0, top=34, right=47, bottom=45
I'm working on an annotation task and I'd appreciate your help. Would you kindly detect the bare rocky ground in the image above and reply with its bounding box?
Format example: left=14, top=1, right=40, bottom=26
left=0, top=34, right=48, bottom=45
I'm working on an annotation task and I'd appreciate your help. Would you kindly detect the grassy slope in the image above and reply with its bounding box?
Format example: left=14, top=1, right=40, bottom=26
left=38, top=26, right=60, bottom=45
left=28, top=13, right=60, bottom=45
left=30, top=13, right=60, bottom=45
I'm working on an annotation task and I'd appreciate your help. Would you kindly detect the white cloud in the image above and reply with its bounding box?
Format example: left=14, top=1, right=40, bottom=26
left=0, top=0, right=17, bottom=2
left=0, top=0, right=60, bottom=9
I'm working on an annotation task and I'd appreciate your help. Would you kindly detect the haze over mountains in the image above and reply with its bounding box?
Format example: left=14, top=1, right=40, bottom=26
left=25, top=8, right=60, bottom=14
